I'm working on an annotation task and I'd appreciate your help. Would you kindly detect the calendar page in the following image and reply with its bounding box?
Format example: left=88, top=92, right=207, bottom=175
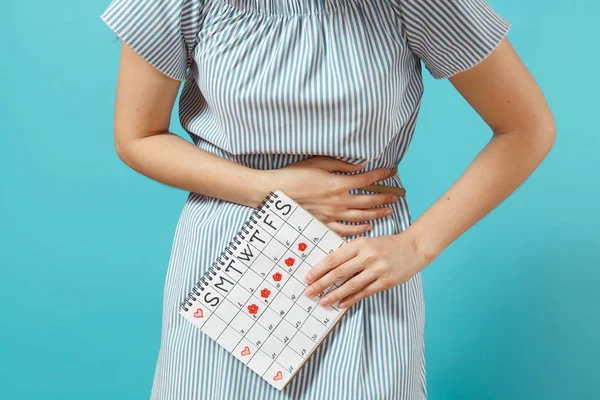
left=179, top=190, right=350, bottom=390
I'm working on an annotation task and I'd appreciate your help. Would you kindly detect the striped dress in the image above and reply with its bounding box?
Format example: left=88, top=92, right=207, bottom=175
left=101, top=0, right=510, bottom=398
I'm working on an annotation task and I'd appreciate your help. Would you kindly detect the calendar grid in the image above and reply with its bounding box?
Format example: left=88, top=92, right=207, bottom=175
left=236, top=199, right=311, bottom=370
left=226, top=200, right=317, bottom=368
left=180, top=190, right=350, bottom=389
left=198, top=197, right=313, bottom=370
left=261, top=215, right=346, bottom=356
left=193, top=219, right=336, bottom=369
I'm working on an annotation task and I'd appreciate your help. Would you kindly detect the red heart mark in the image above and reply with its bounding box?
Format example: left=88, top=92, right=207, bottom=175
left=193, top=308, right=204, bottom=318
left=260, top=288, right=271, bottom=298
left=273, top=370, right=283, bottom=381
left=247, top=304, right=259, bottom=315
left=272, top=272, right=282, bottom=282
left=298, top=242, right=308, bottom=252
left=241, top=346, right=251, bottom=356
left=285, top=257, right=295, bottom=266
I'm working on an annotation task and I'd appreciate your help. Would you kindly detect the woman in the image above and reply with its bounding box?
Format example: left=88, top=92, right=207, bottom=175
left=101, top=0, right=555, bottom=398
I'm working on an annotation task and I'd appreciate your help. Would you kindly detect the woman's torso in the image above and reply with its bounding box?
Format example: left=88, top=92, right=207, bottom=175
left=179, top=0, right=426, bottom=173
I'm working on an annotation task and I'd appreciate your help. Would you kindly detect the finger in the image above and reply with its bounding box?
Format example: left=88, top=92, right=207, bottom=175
left=344, top=168, right=395, bottom=191
left=318, top=271, right=378, bottom=307
left=330, top=160, right=369, bottom=173
left=345, top=193, right=400, bottom=209
left=304, top=243, right=359, bottom=285
left=304, top=256, right=364, bottom=297
left=325, top=221, right=371, bottom=237
left=336, top=206, right=393, bottom=223
left=338, top=279, right=384, bottom=309
left=312, top=156, right=368, bottom=173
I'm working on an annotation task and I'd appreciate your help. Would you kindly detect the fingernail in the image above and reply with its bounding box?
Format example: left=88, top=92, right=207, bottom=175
left=304, top=273, right=312, bottom=284
left=304, top=287, right=314, bottom=296
left=320, top=297, right=330, bottom=306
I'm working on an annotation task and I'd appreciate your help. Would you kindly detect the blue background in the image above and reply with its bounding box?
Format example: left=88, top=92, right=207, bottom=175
left=1, top=0, right=598, bottom=399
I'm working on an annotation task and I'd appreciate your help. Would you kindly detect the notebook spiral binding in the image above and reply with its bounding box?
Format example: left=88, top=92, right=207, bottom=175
left=180, top=190, right=279, bottom=312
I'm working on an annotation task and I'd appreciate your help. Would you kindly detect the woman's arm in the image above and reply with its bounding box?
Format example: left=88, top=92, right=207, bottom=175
left=112, top=43, right=270, bottom=209
left=409, top=37, right=556, bottom=262
left=303, top=37, right=556, bottom=308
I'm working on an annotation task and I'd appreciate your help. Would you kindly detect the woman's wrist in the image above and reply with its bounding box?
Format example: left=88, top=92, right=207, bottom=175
left=246, top=168, right=284, bottom=209
left=397, top=219, right=443, bottom=269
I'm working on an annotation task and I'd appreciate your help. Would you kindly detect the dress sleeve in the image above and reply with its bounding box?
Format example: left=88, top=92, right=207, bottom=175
left=397, top=0, right=511, bottom=79
left=100, top=0, right=203, bottom=81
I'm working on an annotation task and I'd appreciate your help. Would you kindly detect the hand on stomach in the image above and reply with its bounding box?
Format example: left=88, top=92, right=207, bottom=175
left=264, top=156, right=399, bottom=238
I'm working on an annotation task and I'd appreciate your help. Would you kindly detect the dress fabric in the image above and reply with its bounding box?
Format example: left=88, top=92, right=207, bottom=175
left=101, top=0, right=510, bottom=398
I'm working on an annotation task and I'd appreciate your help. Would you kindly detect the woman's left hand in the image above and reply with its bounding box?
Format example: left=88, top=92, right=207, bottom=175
left=303, top=232, right=430, bottom=309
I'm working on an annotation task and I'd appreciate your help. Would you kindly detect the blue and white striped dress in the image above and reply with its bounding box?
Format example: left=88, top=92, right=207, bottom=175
left=101, top=0, right=510, bottom=398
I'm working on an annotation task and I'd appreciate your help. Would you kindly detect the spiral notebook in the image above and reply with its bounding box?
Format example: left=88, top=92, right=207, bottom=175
left=179, top=190, right=351, bottom=390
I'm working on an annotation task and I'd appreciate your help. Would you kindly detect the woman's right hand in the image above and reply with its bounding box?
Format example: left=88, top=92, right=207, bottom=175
left=264, top=156, right=400, bottom=238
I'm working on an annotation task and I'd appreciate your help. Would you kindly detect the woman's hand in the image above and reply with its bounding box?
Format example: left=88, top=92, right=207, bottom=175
left=265, top=156, right=400, bottom=238
left=302, top=230, right=430, bottom=309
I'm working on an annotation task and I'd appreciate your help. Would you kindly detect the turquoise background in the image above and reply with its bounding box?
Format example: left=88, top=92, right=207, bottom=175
left=1, top=0, right=598, bottom=399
